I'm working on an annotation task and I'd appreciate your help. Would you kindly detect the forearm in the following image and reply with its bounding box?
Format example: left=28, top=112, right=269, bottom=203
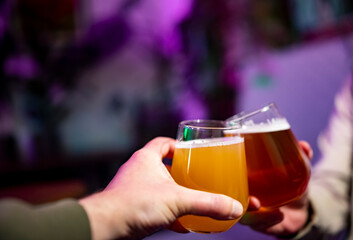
left=79, top=191, right=130, bottom=240
left=0, top=198, right=91, bottom=240
left=292, top=184, right=349, bottom=240
left=294, top=79, right=353, bottom=239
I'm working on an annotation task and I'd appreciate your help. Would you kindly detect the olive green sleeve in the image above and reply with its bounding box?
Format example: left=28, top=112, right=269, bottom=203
left=0, top=198, right=91, bottom=240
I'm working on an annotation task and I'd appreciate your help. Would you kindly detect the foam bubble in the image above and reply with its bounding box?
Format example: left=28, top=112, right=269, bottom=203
left=176, top=137, right=244, bottom=149
left=226, top=118, right=290, bottom=134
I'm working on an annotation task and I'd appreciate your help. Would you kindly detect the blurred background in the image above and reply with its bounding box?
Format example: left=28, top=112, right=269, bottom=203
left=0, top=0, right=353, bottom=239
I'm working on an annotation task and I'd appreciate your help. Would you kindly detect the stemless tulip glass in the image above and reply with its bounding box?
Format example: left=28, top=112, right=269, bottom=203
left=226, top=103, right=311, bottom=209
left=170, top=119, right=248, bottom=233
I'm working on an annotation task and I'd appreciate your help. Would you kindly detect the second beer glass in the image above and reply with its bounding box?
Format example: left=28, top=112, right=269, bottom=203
left=171, top=120, right=248, bottom=233
left=226, top=103, right=311, bottom=209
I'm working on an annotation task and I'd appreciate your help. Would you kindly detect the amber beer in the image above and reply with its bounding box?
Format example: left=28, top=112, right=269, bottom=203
left=171, top=137, right=249, bottom=233
left=227, top=119, right=310, bottom=208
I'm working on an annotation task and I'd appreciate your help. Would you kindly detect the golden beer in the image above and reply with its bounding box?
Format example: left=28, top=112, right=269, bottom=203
left=171, top=137, right=249, bottom=233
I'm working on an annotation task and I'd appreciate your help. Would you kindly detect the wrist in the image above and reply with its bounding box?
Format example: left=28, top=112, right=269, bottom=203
left=79, top=192, right=127, bottom=240
left=277, top=200, right=314, bottom=239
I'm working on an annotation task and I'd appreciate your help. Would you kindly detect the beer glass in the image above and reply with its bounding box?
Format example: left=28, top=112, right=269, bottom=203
left=226, top=103, right=311, bottom=209
left=170, top=120, right=249, bottom=233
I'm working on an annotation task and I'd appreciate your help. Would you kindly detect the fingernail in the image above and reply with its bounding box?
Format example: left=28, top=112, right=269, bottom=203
left=230, top=200, right=243, bottom=219
left=252, top=197, right=261, bottom=210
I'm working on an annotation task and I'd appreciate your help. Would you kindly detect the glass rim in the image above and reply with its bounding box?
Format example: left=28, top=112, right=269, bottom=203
left=179, top=119, right=241, bottom=130
left=226, top=102, right=277, bottom=123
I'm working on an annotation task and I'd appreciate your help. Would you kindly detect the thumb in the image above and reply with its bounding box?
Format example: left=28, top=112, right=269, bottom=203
left=177, top=187, right=244, bottom=220
left=299, top=141, right=313, bottom=160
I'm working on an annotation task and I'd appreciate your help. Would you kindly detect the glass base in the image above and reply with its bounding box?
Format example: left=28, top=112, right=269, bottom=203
left=191, top=230, right=224, bottom=234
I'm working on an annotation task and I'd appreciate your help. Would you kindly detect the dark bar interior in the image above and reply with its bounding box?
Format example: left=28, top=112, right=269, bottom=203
left=0, top=0, right=353, bottom=239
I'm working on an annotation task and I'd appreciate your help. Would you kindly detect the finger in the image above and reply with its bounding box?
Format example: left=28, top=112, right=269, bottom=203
left=298, top=141, right=313, bottom=160
left=247, top=196, right=261, bottom=212
left=240, top=208, right=283, bottom=226
left=164, top=164, right=171, bottom=174
left=167, top=220, right=189, bottom=233
left=178, top=187, right=244, bottom=220
left=286, top=191, right=309, bottom=209
left=144, top=137, right=176, bottom=159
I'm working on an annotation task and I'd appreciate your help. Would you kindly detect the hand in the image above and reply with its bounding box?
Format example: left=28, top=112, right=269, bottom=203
left=241, top=141, right=313, bottom=237
left=79, top=137, right=244, bottom=240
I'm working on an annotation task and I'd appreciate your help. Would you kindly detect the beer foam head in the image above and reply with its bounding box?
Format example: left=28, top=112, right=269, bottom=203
left=176, top=136, right=244, bottom=148
left=226, top=118, right=290, bottom=134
